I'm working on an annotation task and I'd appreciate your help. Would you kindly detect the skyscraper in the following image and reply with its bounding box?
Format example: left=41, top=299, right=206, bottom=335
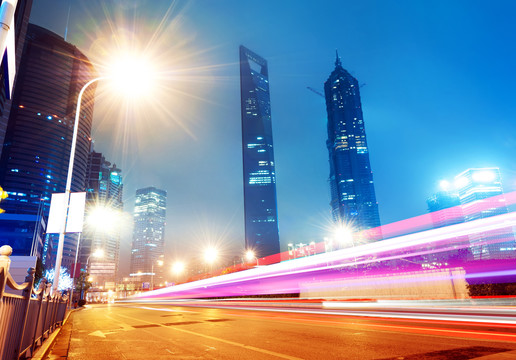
left=81, top=151, right=123, bottom=289
left=0, top=24, right=97, bottom=268
left=324, top=52, right=380, bottom=239
left=454, top=168, right=515, bottom=259
left=0, top=0, right=33, bottom=155
left=130, top=187, right=167, bottom=286
left=239, top=45, right=280, bottom=258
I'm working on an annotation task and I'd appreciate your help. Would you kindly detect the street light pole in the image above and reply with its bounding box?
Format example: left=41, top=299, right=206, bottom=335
left=53, top=77, right=105, bottom=293
left=151, top=263, right=154, bottom=291
left=151, top=259, right=163, bottom=291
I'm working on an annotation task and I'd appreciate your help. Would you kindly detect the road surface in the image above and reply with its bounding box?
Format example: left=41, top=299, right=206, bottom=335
left=46, top=301, right=516, bottom=359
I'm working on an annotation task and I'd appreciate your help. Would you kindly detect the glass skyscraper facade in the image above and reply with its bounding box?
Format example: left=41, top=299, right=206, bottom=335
left=239, top=45, right=280, bottom=258
left=130, top=187, right=167, bottom=285
left=0, top=24, right=96, bottom=269
left=0, top=0, right=33, bottom=156
left=81, top=151, right=123, bottom=288
left=324, top=53, right=380, bottom=239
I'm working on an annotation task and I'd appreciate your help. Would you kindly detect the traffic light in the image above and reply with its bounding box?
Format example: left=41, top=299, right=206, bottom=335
left=0, top=186, right=8, bottom=213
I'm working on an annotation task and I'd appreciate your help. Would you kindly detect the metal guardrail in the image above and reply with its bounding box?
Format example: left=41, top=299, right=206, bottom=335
left=0, top=245, right=68, bottom=360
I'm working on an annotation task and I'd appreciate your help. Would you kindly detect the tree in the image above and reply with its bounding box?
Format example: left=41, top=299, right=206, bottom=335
left=75, top=272, right=92, bottom=300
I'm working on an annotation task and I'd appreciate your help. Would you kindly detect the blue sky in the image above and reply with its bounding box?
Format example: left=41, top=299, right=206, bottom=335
left=30, top=0, right=516, bottom=269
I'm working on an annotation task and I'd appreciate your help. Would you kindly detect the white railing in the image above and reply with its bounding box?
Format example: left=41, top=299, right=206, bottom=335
left=0, top=245, right=68, bottom=360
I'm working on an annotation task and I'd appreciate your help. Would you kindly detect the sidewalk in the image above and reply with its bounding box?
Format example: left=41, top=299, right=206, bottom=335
left=33, top=310, right=75, bottom=360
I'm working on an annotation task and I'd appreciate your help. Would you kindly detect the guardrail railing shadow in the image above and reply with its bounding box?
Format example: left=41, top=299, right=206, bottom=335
left=0, top=245, right=68, bottom=360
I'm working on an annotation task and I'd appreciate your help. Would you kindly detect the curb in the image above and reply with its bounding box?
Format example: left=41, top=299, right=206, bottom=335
left=32, top=308, right=77, bottom=360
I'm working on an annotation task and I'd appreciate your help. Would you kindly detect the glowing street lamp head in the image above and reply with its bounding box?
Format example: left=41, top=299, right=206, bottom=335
left=86, top=206, right=122, bottom=235
left=245, top=250, right=255, bottom=262
left=107, top=53, right=156, bottom=99
left=172, top=261, right=185, bottom=275
left=334, top=225, right=354, bottom=246
left=92, top=249, right=104, bottom=258
left=204, top=247, right=218, bottom=264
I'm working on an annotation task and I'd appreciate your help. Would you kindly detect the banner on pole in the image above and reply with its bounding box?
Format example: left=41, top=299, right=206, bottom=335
left=47, top=192, right=86, bottom=233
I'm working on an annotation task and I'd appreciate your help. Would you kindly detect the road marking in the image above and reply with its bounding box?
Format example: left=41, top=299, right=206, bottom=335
left=126, top=305, right=197, bottom=313
left=116, top=312, right=304, bottom=360
left=88, top=330, right=117, bottom=338
left=165, top=349, right=175, bottom=354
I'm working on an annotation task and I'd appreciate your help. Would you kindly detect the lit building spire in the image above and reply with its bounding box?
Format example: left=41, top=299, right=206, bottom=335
left=335, top=49, right=342, bottom=68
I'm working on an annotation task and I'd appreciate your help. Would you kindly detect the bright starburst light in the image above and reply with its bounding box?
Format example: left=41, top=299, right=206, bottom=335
left=67, top=1, right=224, bottom=167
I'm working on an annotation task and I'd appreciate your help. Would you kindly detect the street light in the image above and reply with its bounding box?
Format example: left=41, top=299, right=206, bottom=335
left=52, top=76, right=105, bottom=293
left=334, top=225, right=354, bottom=248
left=204, top=247, right=218, bottom=274
left=151, top=259, right=164, bottom=291
left=52, top=55, right=156, bottom=292
left=204, top=247, right=218, bottom=264
left=245, top=250, right=258, bottom=266
left=86, top=248, right=104, bottom=270
left=172, top=261, right=185, bottom=275
left=86, top=205, right=123, bottom=236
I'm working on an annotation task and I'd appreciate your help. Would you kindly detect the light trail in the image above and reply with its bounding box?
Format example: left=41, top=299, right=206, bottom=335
left=130, top=210, right=516, bottom=301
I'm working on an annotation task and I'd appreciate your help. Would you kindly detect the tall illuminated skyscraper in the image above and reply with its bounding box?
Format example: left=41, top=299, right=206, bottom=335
left=81, top=151, right=123, bottom=289
left=239, top=45, right=280, bottom=258
left=324, top=52, right=380, bottom=239
left=0, top=24, right=96, bottom=268
left=130, top=187, right=167, bottom=285
left=0, top=0, right=33, bottom=154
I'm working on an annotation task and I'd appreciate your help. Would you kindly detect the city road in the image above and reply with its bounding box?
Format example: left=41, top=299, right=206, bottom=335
left=48, top=301, right=516, bottom=359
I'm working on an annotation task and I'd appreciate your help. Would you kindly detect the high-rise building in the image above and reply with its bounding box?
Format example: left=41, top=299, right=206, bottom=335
left=454, top=168, right=515, bottom=259
left=130, top=187, right=167, bottom=286
left=0, top=24, right=97, bottom=268
left=0, top=0, right=33, bottom=155
left=81, top=151, right=123, bottom=289
left=239, top=45, right=280, bottom=258
left=324, top=52, right=380, bottom=240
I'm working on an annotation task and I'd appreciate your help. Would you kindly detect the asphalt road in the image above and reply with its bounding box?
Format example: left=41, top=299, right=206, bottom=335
left=47, top=302, right=516, bottom=360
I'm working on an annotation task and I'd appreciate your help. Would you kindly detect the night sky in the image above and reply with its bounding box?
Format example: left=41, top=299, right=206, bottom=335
left=30, top=0, right=516, bottom=274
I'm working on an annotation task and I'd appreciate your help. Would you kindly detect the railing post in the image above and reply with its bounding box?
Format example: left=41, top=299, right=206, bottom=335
left=15, top=267, right=35, bottom=359
left=0, top=245, right=13, bottom=301
left=40, top=284, right=51, bottom=339
left=31, top=279, right=47, bottom=353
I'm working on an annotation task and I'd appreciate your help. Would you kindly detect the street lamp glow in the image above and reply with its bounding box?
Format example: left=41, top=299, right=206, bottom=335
left=245, top=250, right=255, bottom=262
left=334, top=225, right=354, bottom=246
left=52, top=55, right=158, bottom=291
left=204, top=247, right=218, bottom=264
left=86, top=206, right=122, bottom=235
left=108, top=53, right=156, bottom=98
left=172, top=261, right=185, bottom=275
left=92, top=249, right=104, bottom=258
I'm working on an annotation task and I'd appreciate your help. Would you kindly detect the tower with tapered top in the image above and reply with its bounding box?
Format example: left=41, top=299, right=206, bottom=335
left=324, top=52, right=381, bottom=240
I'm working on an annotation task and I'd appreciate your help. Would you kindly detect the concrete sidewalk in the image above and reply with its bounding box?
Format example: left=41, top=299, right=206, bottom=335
left=32, top=310, right=76, bottom=360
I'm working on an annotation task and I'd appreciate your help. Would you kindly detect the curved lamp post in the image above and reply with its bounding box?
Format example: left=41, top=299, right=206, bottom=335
left=53, top=77, right=106, bottom=293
